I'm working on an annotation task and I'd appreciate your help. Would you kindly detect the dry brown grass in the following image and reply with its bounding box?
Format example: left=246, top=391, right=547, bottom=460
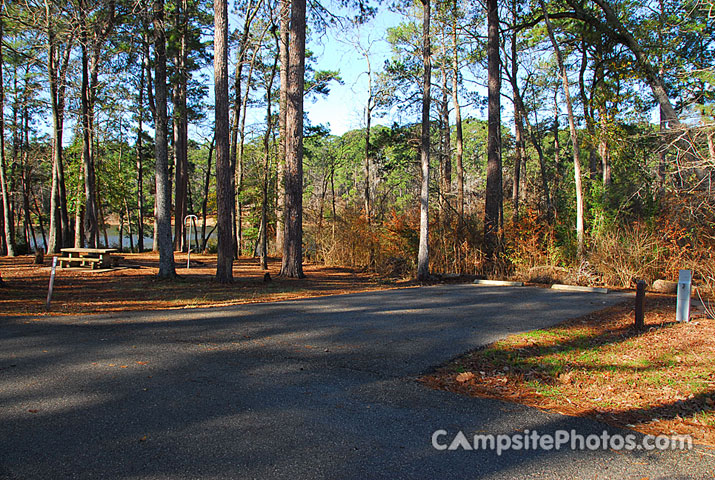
left=0, top=253, right=414, bottom=316
left=421, top=297, right=715, bottom=446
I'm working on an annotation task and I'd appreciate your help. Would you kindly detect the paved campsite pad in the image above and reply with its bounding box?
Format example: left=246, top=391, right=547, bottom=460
left=2, top=285, right=714, bottom=479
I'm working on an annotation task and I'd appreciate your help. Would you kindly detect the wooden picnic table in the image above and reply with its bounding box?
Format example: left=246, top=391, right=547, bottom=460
left=57, top=247, right=118, bottom=269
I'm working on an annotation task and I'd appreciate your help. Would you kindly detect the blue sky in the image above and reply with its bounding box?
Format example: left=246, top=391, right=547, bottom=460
left=304, top=9, right=400, bottom=135
left=302, top=5, right=489, bottom=136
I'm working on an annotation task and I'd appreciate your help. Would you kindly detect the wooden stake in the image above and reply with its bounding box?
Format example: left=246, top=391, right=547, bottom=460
left=635, top=280, right=646, bottom=330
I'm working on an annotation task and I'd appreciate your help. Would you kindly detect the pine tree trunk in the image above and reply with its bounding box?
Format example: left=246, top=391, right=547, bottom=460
left=80, top=28, right=99, bottom=248
left=541, top=0, right=585, bottom=257
left=201, top=137, right=214, bottom=251
left=280, top=0, right=306, bottom=278
left=484, top=0, right=502, bottom=260
left=32, top=193, right=47, bottom=251
left=451, top=1, right=464, bottom=221
left=0, top=1, right=15, bottom=256
left=136, top=42, right=146, bottom=252
left=214, top=0, right=233, bottom=282
left=513, top=108, right=523, bottom=222
left=260, top=51, right=278, bottom=270
left=509, top=8, right=525, bottom=223
left=97, top=188, right=109, bottom=248
left=74, top=162, right=84, bottom=247
left=153, top=0, right=177, bottom=278
left=416, top=0, right=431, bottom=281
left=47, top=42, right=62, bottom=253
left=234, top=45, right=261, bottom=256
left=21, top=103, right=37, bottom=251
left=553, top=91, right=561, bottom=174
left=230, top=0, right=260, bottom=257
left=599, top=109, right=611, bottom=187
left=658, top=104, right=667, bottom=189
left=363, top=52, right=373, bottom=267
left=125, top=199, right=134, bottom=251
left=173, top=0, right=189, bottom=252
left=56, top=44, right=72, bottom=249
left=439, top=64, right=451, bottom=217
left=275, top=0, right=289, bottom=256
left=22, top=172, right=37, bottom=252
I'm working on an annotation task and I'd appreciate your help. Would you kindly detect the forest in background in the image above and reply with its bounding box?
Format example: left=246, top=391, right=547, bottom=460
left=0, top=0, right=713, bottom=290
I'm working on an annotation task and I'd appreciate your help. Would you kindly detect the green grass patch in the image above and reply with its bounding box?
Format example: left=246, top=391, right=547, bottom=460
left=526, top=380, right=562, bottom=398
left=693, top=411, right=715, bottom=427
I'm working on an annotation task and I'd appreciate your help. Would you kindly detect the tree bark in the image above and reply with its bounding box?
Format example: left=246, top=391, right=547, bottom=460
left=362, top=50, right=374, bottom=267
left=85, top=0, right=115, bottom=246
left=509, top=5, right=521, bottom=223
left=48, top=152, right=59, bottom=253
left=173, top=0, right=189, bottom=251
left=33, top=193, right=47, bottom=251
left=416, top=0, right=431, bottom=281
left=124, top=199, right=134, bottom=251
left=599, top=108, right=611, bottom=187
left=214, top=0, right=233, bottom=282
left=275, top=0, right=290, bottom=256
left=541, top=0, right=585, bottom=257
left=707, top=130, right=715, bottom=167
left=74, top=162, right=84, bottom=247
left=230, top=0, right=260, bottom=257
left=658, top=103, right=667, bottom=188
left=439, top=63, right=451, bottom=217
left=46, top=15, right=65, bottom=252
left=136, top=37, right=146, bottom=252
left=143, top=31, right=160, bottom=253
left=513, top=108, right=523, bottom=222
left=451, top=1, right=464, bottom=222
left=21, top=104, right=37, bottom=252
left=21, top=171, right=37, bottom=252
left=235, top=30, right=267, bottom=256
left=79, top=6, right=98, bottom=248
left=45, top=2, right=73, bottom=252
left=97, top=186, right=109, bottom=248
left=0, top=0, right=15, bottom=256
left=484, top=0, right=502, bottom=260
left=153, top=0, right=177, bottom=278
left=260, top=43, right=279, bottom=271
left=280, top=0, right=306, bottom=278
left=201, top=137, right=214, bottom=251
left=56, top=45, right=71, bottom=249
left=78, top=0, right=115, bottom=250
left=553, top=90, right=561, bottom=175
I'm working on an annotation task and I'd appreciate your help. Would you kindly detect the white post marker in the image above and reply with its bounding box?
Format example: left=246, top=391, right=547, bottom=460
left=46, top=256, right=57, bottom=310
left=676, top=269, right=692, bottom=323
left=184, top=215, right=198, bottom=269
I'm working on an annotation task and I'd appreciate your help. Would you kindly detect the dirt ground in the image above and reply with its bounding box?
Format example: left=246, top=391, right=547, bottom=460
left=421, top=296, right=715, bottom=446
left=0, top=253, right=412, bottom=316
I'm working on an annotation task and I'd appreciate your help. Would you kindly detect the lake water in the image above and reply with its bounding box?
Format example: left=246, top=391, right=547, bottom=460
left=29, top=224, right=215, bottom=252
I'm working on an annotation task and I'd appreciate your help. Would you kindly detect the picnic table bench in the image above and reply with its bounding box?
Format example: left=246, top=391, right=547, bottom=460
left=57, top=248, right=118, bottom=269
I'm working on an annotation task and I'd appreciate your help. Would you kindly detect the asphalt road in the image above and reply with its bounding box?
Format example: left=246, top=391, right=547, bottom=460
left=1, top=284, right=713, bottom=479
